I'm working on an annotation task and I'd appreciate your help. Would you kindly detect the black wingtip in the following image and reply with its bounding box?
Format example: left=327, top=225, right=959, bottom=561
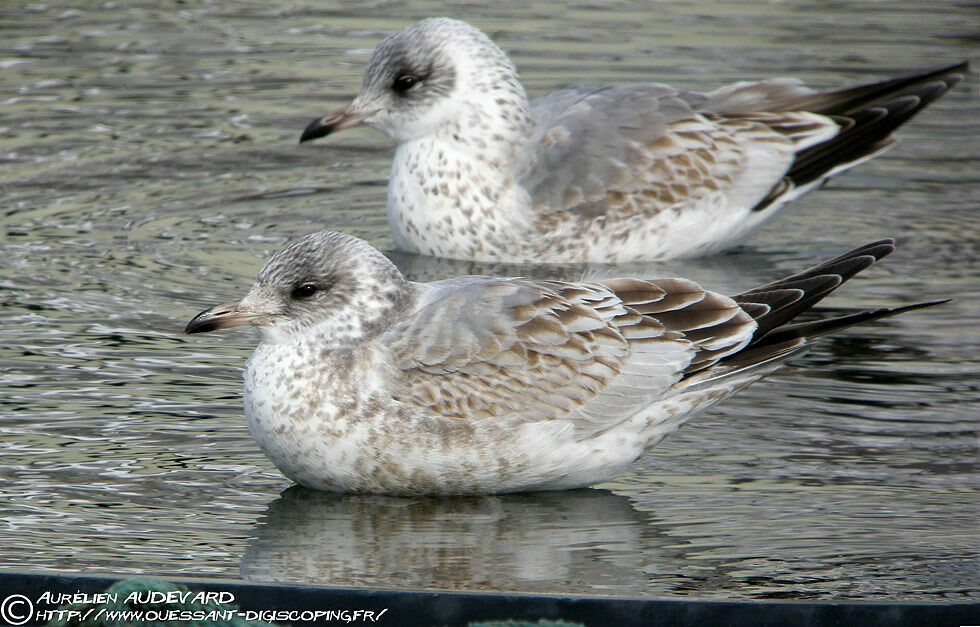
left=825, top=61, right=970, bottom=116
left=775, top=63, right=969, bottom=189
left=915, top=60, right=968, bottom=79
left=750, top=298, right=951, bottom=348
left=885, top=298, right=953, bottom=314
left=738, top=238, right=895, bottom=299
left=732, top=239, right=952, bottom=346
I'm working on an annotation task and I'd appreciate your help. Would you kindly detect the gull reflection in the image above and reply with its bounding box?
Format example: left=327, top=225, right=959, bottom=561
left=241, top=487, right=658, bottom=593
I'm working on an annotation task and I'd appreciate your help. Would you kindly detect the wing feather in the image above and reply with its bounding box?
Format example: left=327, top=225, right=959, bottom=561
left=520, top=84, right=837, bottom=227
left=383, top=241, right=945, bottom=445
left=386, top=276, right=758, bottom=438
left=519, top=66, right=961, bottom=226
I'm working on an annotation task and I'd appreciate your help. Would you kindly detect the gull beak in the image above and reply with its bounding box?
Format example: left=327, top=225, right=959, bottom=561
left=299, top=103, right=369, bottom=144
left=184, top=300, right=251, bottom=334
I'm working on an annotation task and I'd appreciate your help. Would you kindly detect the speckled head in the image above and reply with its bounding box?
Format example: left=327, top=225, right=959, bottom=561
left=300, top=18, right=525, bottom=143
left=186, top=231, right=414, bottom=345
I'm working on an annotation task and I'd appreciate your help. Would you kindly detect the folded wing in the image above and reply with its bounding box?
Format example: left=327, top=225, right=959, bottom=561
left=520, top=83, right=833, bottom=223
left=386, top=275, right=756, bottom=437
left=520, top=63, right=966, bottom=221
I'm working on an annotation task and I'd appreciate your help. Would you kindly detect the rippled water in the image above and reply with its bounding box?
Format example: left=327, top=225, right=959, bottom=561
left=1, top=0, right=976, bottom=601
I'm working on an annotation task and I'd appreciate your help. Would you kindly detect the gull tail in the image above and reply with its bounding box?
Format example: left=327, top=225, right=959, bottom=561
left=785, top=62, right=969, bottom=120
left=752, top=62, right=969, bottom=210
left=682, top=239, right=948, bottom=387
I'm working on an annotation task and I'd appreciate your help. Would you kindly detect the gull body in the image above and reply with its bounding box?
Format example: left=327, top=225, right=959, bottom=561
left=300, top=18, right=966, bottom=263
left=186, top=231, right=941, bottom=495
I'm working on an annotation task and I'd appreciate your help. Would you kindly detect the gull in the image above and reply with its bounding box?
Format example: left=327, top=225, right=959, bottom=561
left=299, top=18, right=966, bottom=263
left=185, top=231, right=943, bottom=495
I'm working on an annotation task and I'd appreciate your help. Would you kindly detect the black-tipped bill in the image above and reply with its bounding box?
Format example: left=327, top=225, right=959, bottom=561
left=185, top=300, right=249, bottom=334
left=299, top=105, right=365, bottom=144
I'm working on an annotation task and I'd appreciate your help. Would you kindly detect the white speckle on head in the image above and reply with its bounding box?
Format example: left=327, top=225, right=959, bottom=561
left=307, top=20, right=959, bottom=263
left=243, top=230, right=411, bottom=346
left=357, top=18, right=526, bottom=142
left=216, top=230, right=763, bottom=494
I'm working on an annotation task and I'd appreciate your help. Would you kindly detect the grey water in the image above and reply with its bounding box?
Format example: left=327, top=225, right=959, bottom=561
left=1, top=0, right=977, bottom=601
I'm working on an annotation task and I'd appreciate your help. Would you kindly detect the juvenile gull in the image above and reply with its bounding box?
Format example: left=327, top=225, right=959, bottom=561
left=185, top=231, right=944, bottom=495
left=300, top=18, right=967, bottom=263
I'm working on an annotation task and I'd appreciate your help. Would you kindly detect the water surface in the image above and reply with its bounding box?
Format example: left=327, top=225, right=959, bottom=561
left=1, top=0, right=977, bottom=601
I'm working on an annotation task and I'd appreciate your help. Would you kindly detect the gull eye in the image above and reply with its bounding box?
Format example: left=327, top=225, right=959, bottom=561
left=392, top=74, right=417, bottom=93
left=290, top=283, right=319, bottom=299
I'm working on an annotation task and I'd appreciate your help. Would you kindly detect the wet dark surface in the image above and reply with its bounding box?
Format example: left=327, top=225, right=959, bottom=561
left=0, top=0, right=976, bottom=599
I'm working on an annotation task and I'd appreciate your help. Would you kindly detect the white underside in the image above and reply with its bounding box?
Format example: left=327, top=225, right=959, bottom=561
left=241, top=337, right=762, bottom=495
left=385, top=134, right=829, bottom=263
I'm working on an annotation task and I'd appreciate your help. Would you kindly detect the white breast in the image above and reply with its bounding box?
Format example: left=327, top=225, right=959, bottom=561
left=241, top=335, right=667, bottom=494
left=387, top=137, right=533, bottom=261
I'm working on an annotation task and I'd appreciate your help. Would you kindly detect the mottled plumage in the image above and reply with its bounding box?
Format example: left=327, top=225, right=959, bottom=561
left=185, top=231, right=944, bottom=495
left=300, top=18, right=966, bottom=263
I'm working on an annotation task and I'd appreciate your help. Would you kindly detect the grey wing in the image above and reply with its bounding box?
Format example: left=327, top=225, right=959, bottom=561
left=384, top=275, right=756, bottom=438
left=520, top=82, right=838, bottom=218
left=697, top=77, right=819, bottom=114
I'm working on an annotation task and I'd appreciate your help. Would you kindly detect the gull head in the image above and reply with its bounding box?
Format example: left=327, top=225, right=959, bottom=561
left=186, top=231, right=411, bottom=345
left=300, top=18, right=520, bottom=143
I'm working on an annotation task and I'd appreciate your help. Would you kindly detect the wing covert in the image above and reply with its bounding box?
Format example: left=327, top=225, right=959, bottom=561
left=519, top=83, right=826, bottom=225
left=385, top=275, right=757, bottom=438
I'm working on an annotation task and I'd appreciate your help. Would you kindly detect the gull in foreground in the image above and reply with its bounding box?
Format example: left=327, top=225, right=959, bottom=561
left=300, top=18, right=966, bottom=263
left=186, top=231, right=943, bottom=495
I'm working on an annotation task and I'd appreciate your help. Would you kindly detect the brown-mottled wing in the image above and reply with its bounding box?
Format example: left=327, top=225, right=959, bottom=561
left=385, top=275, right=756, bottom=437
left=520, top=63, right=965, bottom=221
left=521, top=83, right=836, bottom=223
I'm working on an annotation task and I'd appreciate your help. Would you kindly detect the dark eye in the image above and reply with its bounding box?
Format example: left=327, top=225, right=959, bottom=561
left=290, top=283, right=319, bottom=299
left=392, top=74, right=417, bottom=93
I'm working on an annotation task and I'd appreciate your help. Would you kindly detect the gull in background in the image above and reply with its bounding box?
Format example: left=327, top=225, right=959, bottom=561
left=300, top=18, right=966, bottom=263
left=185, top=231, right=944, bottom=495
